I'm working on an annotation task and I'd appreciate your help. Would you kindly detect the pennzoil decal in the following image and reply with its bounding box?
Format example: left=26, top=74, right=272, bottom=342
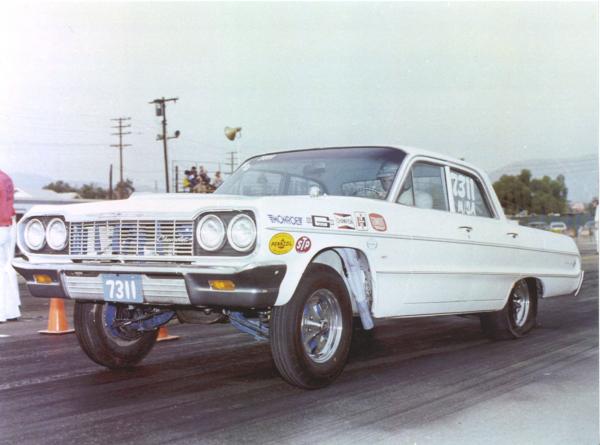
left=333, top=212, right=355, bottom=230
left=269, top=233, right=294, bottom=255
left=369, top=213, right=387, bottom=232
left=295, top=236, right=312, bottom=253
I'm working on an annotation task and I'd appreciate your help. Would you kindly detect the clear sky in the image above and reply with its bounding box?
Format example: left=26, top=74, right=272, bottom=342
left=1, top=2, right=597, bottom=192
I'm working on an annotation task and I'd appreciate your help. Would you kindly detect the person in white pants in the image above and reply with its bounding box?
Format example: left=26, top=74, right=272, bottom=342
left=0, top=221, right=20, bottom=322
left=0, top=169, right=20, bottom=322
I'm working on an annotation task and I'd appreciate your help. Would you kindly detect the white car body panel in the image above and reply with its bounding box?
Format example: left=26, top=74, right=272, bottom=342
left=16, top=146, right=582, bottom=319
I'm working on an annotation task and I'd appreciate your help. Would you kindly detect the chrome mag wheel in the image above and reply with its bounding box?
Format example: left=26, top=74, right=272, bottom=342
left=301, top=289, right=343, bottom=363
left=511, top=281, right=531, bottom=328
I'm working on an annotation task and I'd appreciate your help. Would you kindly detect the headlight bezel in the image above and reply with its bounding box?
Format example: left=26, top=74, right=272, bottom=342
left=195, top=214, right=227, bottom=252
left=227, top=214, right=257, bottom=252
left=24, top=218, right=46, bottom=251
left=21, top=216, right=69, bottom=254
left=194, top=211, right=257, bottom=256
left=45, top=218, right=68, bottom=251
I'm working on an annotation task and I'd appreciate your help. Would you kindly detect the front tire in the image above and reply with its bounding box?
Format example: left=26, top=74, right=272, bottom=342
left=480, top=279, right=538, bottom=340
left=270, top=264, right=353, bottom=389
left=74, top=301, right=158, bottom=369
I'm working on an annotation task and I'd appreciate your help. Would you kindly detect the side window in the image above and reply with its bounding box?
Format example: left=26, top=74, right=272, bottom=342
left=448, top=169, right=492, bottom=218
left=397, top=162, right=449, bottom=211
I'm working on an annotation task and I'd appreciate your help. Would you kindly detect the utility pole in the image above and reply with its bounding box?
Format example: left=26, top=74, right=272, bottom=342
left=110, top=117, right=131, bottom=184
left=225, top=151, right=238, bottom=174
left=149, top=97, right=180, bottom=192
left=108, top=164, right=113, bottom=200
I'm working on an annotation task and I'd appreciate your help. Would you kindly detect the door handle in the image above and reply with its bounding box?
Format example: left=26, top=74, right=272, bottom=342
left=458, top=226, right=473, bottom=233
left=506, top=232, right=519, bottom=239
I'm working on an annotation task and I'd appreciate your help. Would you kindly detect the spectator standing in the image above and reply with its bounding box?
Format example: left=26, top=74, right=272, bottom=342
left=212, top=171, right=224, bottom=189
left=199, top=166, right=210, bottom=186
left=0, top=170, right=20, bottom=322
left=193, top=181, right=209, bottom=193
left=189, top=166, right=198, bottom=191
left=182, top=170, right=191, bottom=192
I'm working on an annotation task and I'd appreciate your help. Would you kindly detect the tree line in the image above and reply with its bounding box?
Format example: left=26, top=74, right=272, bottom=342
left=44, top=179, right=135, bottom=199
left=492, top=169, right=569, bottom=215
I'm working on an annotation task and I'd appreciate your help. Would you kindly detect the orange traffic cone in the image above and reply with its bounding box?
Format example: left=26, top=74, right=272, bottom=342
left=156, top=325, right=179, bottom=342
left=38, top=298, right=75, bottom=335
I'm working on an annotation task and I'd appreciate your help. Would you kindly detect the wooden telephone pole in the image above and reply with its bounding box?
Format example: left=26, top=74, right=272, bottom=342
left=225, top=151, right=238, bottom=174
left=110, top=117, right=131, bottom=184
left=149, top=97, right=180, bottom=192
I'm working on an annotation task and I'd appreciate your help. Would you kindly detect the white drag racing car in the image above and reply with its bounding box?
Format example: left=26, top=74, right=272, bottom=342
left=13, top=146, right=583, bottom=388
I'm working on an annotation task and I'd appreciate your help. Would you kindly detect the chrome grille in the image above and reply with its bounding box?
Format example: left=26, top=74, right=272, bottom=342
left=69, top=220, right=194, bottom=257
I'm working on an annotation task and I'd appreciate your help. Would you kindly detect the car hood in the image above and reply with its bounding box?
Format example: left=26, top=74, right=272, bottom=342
left=23, top=193, right=393, bottom=220
left=24, top=194, right=260, bottom=220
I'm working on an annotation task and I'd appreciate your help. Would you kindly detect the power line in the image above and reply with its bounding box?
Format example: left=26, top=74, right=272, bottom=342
left=110, top=117, right=131, bottom=184
left=1, top=122, right=112, bottom=135
left=0, top=141, right=109, bottom=146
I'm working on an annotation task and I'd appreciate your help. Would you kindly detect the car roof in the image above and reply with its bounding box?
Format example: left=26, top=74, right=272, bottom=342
left=256, top=145, right=481, bottom=173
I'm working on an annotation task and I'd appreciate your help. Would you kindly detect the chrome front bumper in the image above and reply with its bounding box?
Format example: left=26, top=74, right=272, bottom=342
left=12, top=258, right=286, bottom=309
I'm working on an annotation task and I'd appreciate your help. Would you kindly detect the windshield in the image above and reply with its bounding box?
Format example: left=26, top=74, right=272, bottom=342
left=216, top=147, right=406, bottom=200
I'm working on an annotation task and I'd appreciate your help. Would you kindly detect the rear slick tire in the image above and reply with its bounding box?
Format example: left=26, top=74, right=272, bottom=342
left=480, top=279, right=538, bottom=340
left=270, top=264, right=353, bottom=389
left=74, top=301, right=158, bottom=369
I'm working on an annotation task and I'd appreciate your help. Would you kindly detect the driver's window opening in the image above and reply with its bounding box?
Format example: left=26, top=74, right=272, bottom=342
left=397, top=162, right=449, bottom=211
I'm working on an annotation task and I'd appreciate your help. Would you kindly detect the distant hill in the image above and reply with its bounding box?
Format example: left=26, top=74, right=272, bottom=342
left=489, top=154, right=598, bottom=203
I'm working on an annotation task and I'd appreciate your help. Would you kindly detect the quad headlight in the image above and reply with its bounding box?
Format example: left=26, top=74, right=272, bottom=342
left=196, top=214, right=226, bottom=251
left=227, top=214, right=256, bottom=252
left=195, top=213, right=256, bottom=253
left=45, top=218, right=68, bottom=250
left=24, top=219, right=46, bottom=251
left=23, top=217, right=68, bottom=252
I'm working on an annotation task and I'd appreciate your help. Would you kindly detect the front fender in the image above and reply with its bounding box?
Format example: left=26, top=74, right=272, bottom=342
left=269, top=228, right=379, bottom=306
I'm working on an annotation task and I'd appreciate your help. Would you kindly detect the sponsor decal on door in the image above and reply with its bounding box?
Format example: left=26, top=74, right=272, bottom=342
left=354, top=212, right=368, bottom=231
left=369, top=213, right=387, bottom=232
left=334, top=212, right=355, bottom=230
left=309, top=215, right=333, bottom=228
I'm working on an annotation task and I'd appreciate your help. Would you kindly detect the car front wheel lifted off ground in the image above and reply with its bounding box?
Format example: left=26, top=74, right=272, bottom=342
left=74, top=301, right=158, bottom=369
left=480, top=279, right=538, bottom=340
left=270, top=264, right=353, bottom=389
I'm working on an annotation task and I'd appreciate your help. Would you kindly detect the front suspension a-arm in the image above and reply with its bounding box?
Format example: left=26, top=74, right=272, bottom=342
left=105, top=304, right=175, bottom=335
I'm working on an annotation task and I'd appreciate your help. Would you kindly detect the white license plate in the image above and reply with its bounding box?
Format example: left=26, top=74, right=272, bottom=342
left=101, top=274, right=144, bottom=303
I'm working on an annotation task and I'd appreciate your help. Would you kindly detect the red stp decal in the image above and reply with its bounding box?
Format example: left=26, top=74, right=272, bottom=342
left=295, top=236, right=312, bottom=253
left=369, top=213, right=387, bottom=232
